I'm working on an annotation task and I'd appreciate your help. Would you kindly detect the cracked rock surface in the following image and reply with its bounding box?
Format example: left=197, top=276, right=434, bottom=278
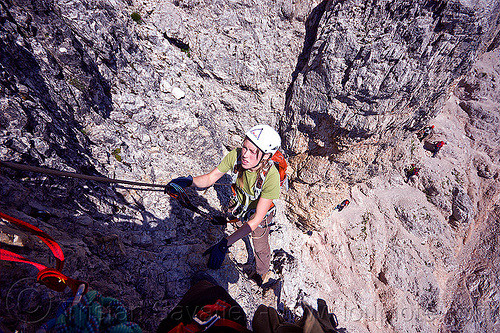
left=1, top=0, right=500, bottom=332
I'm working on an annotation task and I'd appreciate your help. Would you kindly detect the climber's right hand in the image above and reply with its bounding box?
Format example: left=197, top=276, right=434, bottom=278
left=164, top=175, right=193, bottom=194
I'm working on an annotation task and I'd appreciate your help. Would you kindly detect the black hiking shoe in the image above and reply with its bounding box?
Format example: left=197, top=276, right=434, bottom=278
left=248, top=272, right=263, bottom=286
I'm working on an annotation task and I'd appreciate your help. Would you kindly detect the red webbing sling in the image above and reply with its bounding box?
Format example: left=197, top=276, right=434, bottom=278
left=0, top=212, right=88, bottom=295
left=0, top=211, right=64, bottom=270
left=168, top=299, right=251, bottom=333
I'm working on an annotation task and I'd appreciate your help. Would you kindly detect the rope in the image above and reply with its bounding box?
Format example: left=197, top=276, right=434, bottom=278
left=1, top=160, right=229, bottom=222
left=39, top=290, right=142, bottom=333
left=166, top=183, right=228, bottom=225
left=0, top=161, right=166, bottom=189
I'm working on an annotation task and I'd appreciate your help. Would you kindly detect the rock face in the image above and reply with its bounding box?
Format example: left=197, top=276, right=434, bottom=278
left=283, top=0, right=500, bottom=229
left=285, top=0, right=499, bottom=144
left=1, top=0, right=499, bottom=333
left=451, top=187, right=474, bottom=224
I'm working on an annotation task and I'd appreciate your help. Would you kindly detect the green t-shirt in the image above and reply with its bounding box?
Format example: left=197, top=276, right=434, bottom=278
left=217, top=149, right=280, bottom=210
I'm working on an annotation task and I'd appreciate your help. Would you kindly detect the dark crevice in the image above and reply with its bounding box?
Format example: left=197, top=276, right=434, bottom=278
left=163, top=32, right=190, bottom=51
left=341, top=47, right=365, bottom=88
left=290, top=0, right=330, bottom=80
left=281, top=0, right=331, bottom=149
left=486, top=28, right=500, bottom=52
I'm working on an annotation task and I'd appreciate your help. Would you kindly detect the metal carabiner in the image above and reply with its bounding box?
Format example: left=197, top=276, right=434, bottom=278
left=71, top=284, right=86, bottom=306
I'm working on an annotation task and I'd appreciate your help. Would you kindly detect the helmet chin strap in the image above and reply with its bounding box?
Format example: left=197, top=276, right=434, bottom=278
left=247, top=150, right=268, bottom=171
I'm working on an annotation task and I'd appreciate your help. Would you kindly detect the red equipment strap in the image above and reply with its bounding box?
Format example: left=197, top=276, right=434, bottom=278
left=0, top=211, right=64, bottom=271
left=0, top=249, right=88, bottom=295
left=0, top=249, right=47, bottom=271
left=0, top=212, right=88, bottom=295
left=37, top=267, right=88, bottom=294
left=167, top=299, right=251, bottom=333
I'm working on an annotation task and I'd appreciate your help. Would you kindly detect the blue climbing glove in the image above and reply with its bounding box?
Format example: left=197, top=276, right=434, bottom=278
left=203, top=238, right=229, bottom=269
left=165, top=175, right=193, bottom=194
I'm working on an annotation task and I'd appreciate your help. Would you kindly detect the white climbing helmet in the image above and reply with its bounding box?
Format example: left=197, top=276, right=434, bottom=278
left=245, top=124, right=281, bottom=155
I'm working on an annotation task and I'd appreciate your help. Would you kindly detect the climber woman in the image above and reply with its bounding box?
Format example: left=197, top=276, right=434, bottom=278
left=166, top=124, right=282, bottom=286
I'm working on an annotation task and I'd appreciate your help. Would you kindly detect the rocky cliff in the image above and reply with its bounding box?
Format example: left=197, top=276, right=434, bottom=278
left=1, top=0, right=499, bottom=332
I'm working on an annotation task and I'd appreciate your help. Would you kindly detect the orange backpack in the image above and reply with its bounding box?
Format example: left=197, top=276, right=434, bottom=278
left=270, top=150, right=288, bottom=189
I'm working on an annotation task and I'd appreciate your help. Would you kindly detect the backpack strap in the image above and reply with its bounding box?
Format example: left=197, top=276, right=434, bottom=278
left=229, top=150, right=276, bottom=221
left=230, top=148, right=243, bottom=184
left=253, top=159, right=273, bottom=199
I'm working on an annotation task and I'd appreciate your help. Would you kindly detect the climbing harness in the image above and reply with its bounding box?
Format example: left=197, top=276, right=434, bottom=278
left=167, top=299, right=251, bottom=333
left=232, top=210, right=275, bottom=240
left=166, top=183, right=227, bottom=225
left=0, top=160, right=166, bottom=190
left=39, top=290, right=142, bottom=333
left=229, top=149, right=287, bottom=221
left=0, top=212, right=88, bottom=295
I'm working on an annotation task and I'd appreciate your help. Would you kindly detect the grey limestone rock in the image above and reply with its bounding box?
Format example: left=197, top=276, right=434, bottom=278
left=451, top=187, right=475, bottom=224
left=1, top=0, right=500, bottom=333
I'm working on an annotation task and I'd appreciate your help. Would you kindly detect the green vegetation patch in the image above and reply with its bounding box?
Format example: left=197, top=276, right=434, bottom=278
left=112, top=148, right=122, bottom=162
left=68, top=77, right=86, bottom=91
left=181, top=48, right=191, bottom=58
left=131, top=12, right=143, bottom=23
left=360, top=211, right=373, bottom=240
